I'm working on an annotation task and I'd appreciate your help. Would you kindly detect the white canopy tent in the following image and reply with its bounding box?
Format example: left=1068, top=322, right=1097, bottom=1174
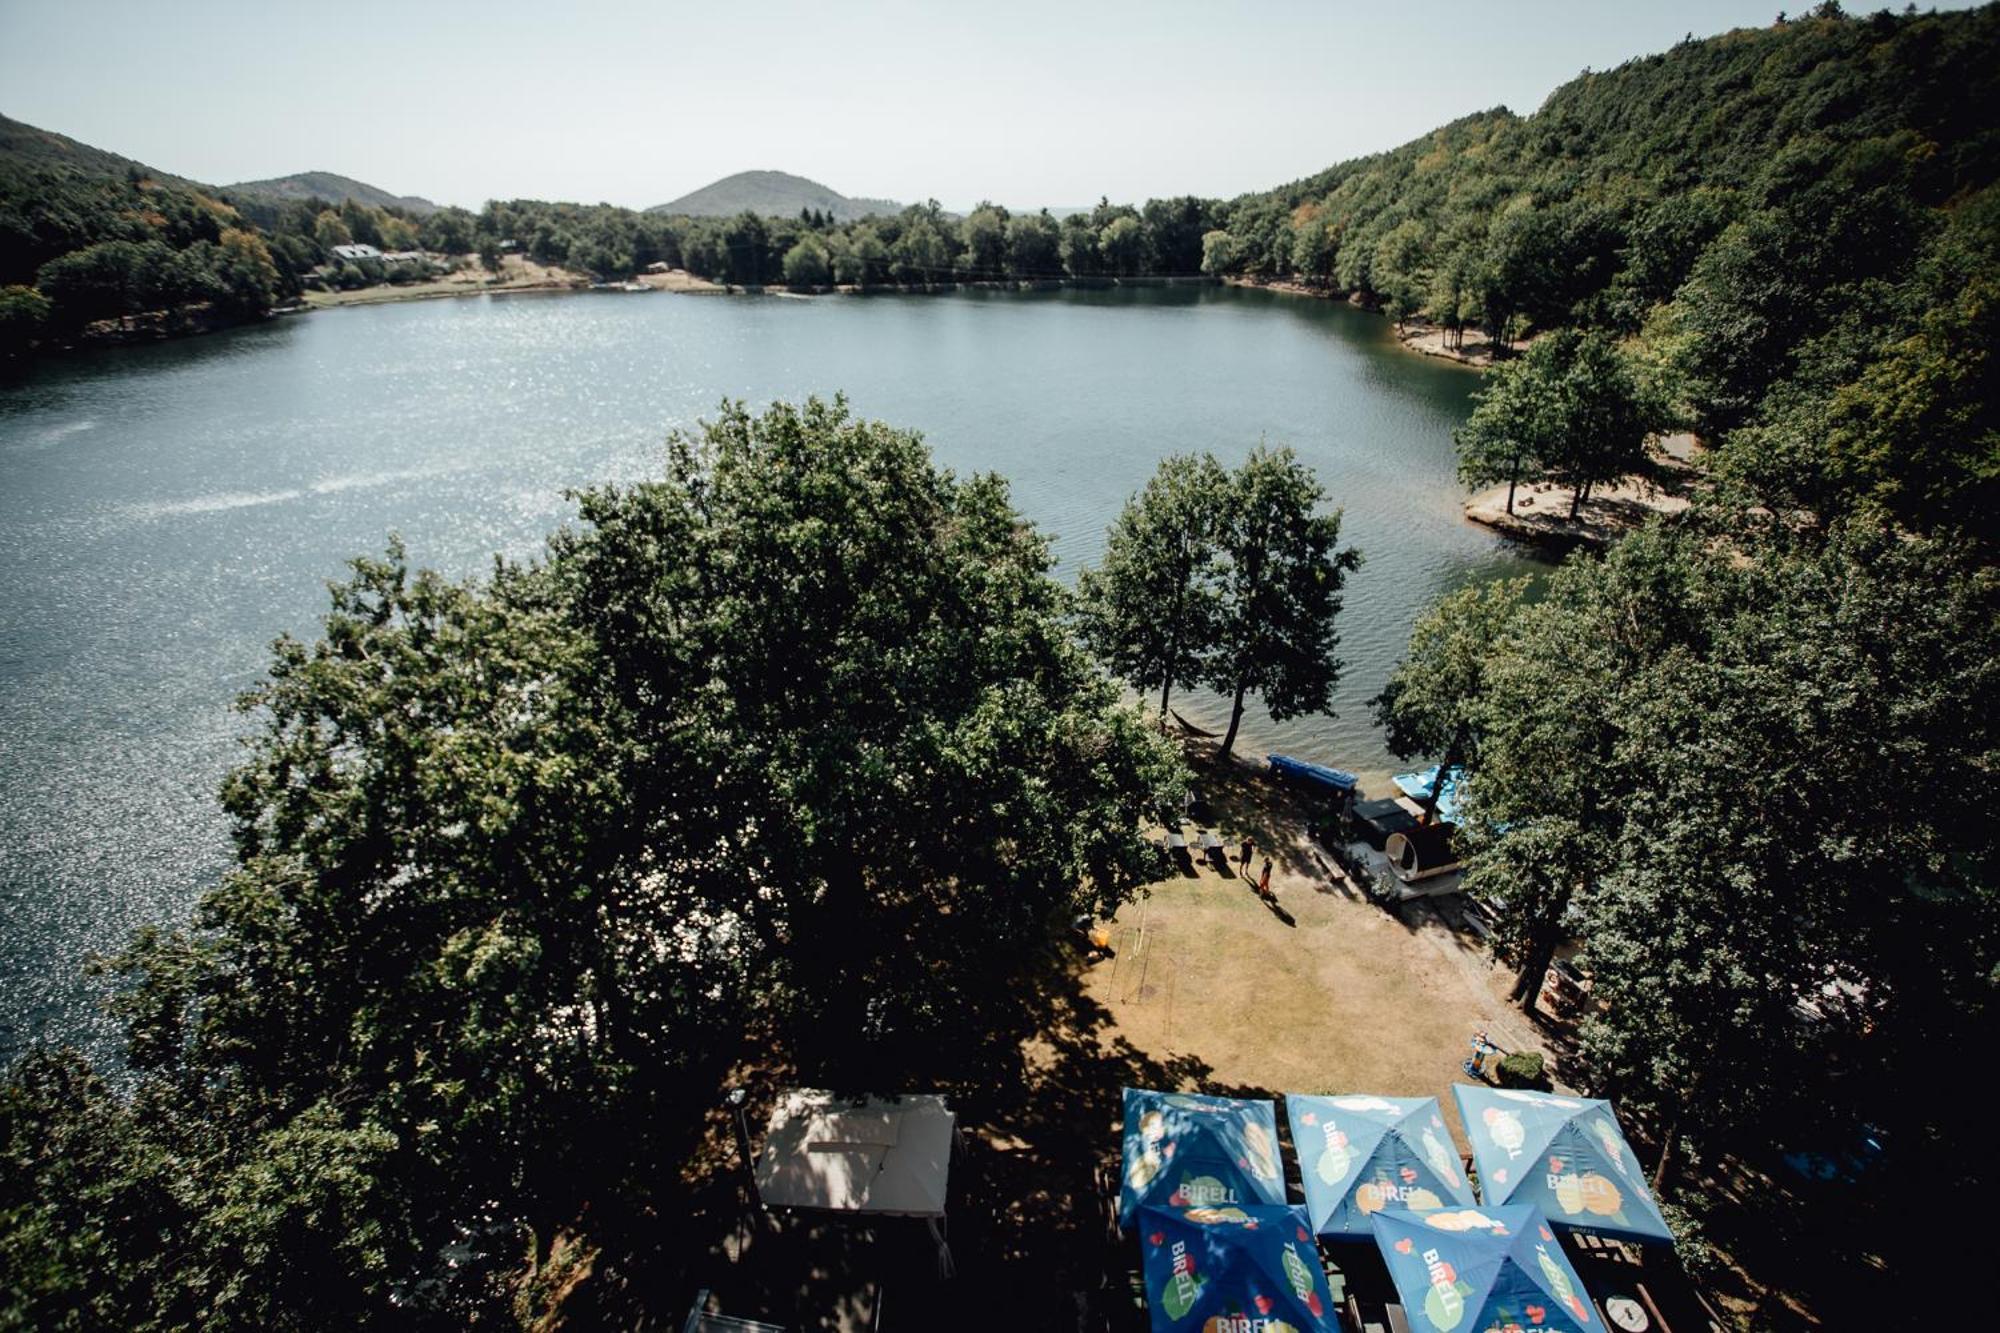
left=751, top=1089, right=958, bottom=1276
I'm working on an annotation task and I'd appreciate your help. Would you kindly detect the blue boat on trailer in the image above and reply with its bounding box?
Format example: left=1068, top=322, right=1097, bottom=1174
left=1266, top=754, right=1358, bottom=800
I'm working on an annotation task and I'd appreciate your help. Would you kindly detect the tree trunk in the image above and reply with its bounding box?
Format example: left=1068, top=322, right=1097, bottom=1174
left=1216, top=677, right=1251, bottom=761
left=1157, top=553, right=1190, bottom=722
left=1509, top=931, right=1559, bottom=1015
left=1651, top=1110, right=1681, bottom=1195
left=1508, top=887, right=1572, bottom=1015
left=1419, top=730, right=1465, bottom=825
left=1505, top=453, right=1520, bottom=516
left=1568, top=482, right=1584, bottom=522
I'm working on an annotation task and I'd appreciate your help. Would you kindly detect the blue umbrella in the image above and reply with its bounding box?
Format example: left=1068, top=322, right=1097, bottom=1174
left=1285, top=1093, right=1476, bottom=1237
left=1137, top=1203, right=1339, bottom=1332
left=1119, top=1088, right=1286, bottom=1229
left=1452, top=1085, right=1674, bottom=1243
left=1371, top=1204, right=1598, bottom=1333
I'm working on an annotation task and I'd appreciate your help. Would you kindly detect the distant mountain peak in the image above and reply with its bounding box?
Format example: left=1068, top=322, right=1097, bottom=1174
left=222, top=171, right=437, bottom=216
left=648, top=169, right=901, bottom=221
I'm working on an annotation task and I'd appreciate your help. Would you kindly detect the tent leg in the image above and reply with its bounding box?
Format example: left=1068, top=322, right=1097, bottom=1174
left=928, top=1215, right=955, bottom=1280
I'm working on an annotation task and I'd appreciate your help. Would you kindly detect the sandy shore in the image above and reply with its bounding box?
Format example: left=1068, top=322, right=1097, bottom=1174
left=301, top=255, right=588, bottom=308
left=1464, top=470, right=1692, bottom=548
left=636, top=268, right=725, bottom=293
left=1396, top=323, right=1513, bottom=368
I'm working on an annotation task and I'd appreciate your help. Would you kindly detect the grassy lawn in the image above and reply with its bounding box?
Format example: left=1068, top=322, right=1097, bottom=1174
left=1084, top=748, right=1551, bottom=1148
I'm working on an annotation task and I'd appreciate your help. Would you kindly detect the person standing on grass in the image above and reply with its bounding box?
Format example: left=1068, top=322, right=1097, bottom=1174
left=1258, top=858, right=1273, bottom=896
left=1240, top=835, right=1255, bottom=873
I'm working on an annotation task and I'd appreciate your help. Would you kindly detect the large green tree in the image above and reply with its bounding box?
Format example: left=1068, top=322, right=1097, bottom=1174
left=1454, top=328, right=1662, bottom=519
left=1207, top=446, right=1362, bottom=759
left=780, top=236, right=831, bottom=288
left=1005, top=211, right=1061, bottom=278
left=1822, top=275, right=2000, bottom=538
left=956, top=204, right=1009, bottom=279
left=1443, top=517, right=1998, bottom=1197
left=1075, top=453, right=1228, bottom=724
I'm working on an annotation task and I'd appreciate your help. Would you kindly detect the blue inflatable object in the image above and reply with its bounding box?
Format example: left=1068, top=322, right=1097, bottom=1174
left=1267, top=754, right=1358, bottom=797
left=1137, top=1203, right=1339, bottom=1332
left=1119, top=1088, right=1286, bottom=1228
left=1284, top=1093, right=1477, bottom=1238
left=1371, top=1204, right=1597, bottom=1333
left=1453, top=1084, right=1675, bottom=1243
left=1393, top=766, right=1462, bottom=823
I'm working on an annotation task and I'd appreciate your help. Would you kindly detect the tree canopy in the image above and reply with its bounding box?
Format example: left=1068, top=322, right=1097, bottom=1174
left=1076, top=448, right=1360, bottom=759
left=1454, top=328, right=1666, bottom=517
left=1075, top=453, right=1228, bottom=721
left=1379, top=514, right=1999, bottom=1208
left=1207, top=448, right=1362, bottom=759
left=0, top=398, right=1182, bottom=1328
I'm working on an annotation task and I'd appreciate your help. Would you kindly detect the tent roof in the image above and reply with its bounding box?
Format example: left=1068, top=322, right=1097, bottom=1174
left=1452, top=1085, right=1673, bottom=1243
left=1371, top=1205, right=1597, bottom=1333
left=1285, top=1094, right=1477, bottom=1237
left=753, top=1089, right=954, bottom=1218
left=1137, top=1203, right=1339, bottom=1332
left=1119, top=1087, right=1286, bottom=1227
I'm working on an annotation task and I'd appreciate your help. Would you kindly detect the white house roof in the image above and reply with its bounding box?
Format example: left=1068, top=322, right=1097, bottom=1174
left=329, top=243, right=382, bottom=260
left=753, top=1088, right=954, bottom=1217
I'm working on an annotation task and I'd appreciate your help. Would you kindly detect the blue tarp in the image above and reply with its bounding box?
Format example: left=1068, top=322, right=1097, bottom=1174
left=1371, top=1204, right=1597, bottom=1333
left=1119, top=1088, right=1286, bottom=1228
left=1393, top=766, right=1462, bottom=824
left=1452, top=1085, right=1674, bottom=1244
left=1268, top=754, right=1358, bottom=797
left=1284, top=1094, right=1478, bottom=1238
left=1137, top=1203, right=1339, bottom=1332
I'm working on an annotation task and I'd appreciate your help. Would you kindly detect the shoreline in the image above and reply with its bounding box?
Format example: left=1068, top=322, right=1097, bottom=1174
left=1222, top=275, right=1508, bottom=369
left=1462, top=452, right=1697, bottom=550
left=715, top=273, right=1220, bottom=297
left=299, top=254, right=597, bottom=309
left=24, top=270, right=1268, bottom=354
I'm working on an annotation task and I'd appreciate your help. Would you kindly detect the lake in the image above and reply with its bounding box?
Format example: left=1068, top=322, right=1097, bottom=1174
left=0, top=283, right=1541, bottom=1056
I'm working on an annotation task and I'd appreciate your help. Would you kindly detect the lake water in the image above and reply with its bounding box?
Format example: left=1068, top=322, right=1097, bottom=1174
left=0, top=284, right=1541, bottom=1057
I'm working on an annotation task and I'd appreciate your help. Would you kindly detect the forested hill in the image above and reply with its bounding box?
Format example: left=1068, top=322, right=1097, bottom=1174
left=648, top=169, right=901, bottom=221
left=1202, top=4, right=2000, bottom=534
left=0, top=114, right=459, bottom=351
left=0, top=112, right=297, bottom=345
left=1216, top=7, right=2000, bottom=312
left=222, top=171, right=437, bottom=216
left=0, top=111, right=200, bottom=189
left=1212, top=6, right=1999, bottom=338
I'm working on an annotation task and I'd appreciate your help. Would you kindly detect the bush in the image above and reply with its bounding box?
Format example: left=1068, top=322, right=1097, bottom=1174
left=0, top=284, right=51, bottom=355
left=1495, top=1050, right=1547, bottom=1089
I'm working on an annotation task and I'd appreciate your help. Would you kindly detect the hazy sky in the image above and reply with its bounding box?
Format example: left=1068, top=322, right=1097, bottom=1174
left=1, top=1, right=1972, bottom=212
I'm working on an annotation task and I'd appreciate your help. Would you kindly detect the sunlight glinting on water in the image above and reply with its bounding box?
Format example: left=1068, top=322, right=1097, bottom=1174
left=0, top=285, right=1544, bottom=1055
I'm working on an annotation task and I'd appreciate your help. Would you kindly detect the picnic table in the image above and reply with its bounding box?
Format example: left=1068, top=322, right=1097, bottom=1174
left=1196, top=830, right=1223, bottom=853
